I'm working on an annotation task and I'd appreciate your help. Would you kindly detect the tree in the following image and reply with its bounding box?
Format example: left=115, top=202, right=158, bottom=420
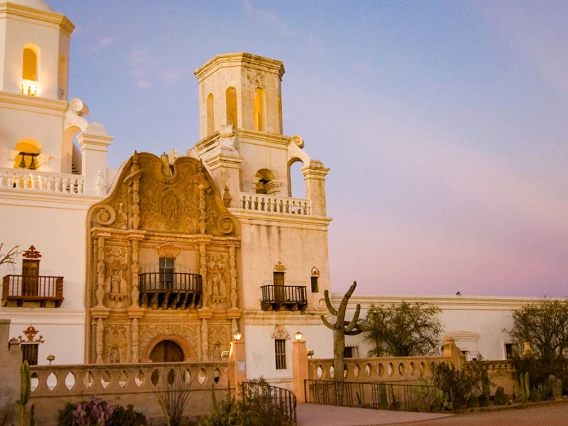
left=0, top=243, right=20, bottom=267
left=363, top=301, right=443, bottom=357
left=508, top=299, right=568, bottom=365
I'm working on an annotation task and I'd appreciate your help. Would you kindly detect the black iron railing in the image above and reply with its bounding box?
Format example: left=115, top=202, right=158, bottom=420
left=139, top=272, right=202, bottom=309
left=304, top=379, right=454, bottom=413
left=260, top=285, right=307, bottom=312
left=2, top=275, right=64, bottom=307
left=242, top=381, right=297, bottom=425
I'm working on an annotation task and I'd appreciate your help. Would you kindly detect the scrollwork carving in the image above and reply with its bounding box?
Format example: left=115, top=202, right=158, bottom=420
left=95, top=204, right=116, bottom=226
left=217, top=214, right=234, bottom=235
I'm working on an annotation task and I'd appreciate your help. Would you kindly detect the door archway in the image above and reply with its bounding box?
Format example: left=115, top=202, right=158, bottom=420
left=149, top=339, right=184, bottom=362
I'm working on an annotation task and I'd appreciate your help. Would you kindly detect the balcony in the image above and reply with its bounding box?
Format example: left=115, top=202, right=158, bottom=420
left=239, top=194, right=311, bottom=216
left=139, top=272, right=202, bottom=310
left=2, top=275, right=64, bottom=307
left=0, top=168, right=84, bottom=194
left=261, top=285, right=307, bottom=312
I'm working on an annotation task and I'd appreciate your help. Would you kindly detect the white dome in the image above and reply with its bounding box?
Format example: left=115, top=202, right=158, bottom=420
left=5, top=0, right=53, bottom=12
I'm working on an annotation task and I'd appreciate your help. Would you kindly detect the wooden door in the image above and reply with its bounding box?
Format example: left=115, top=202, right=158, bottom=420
left=150, top=340, right=184, bottom=362
left=22, top=259, right=39, bottom=296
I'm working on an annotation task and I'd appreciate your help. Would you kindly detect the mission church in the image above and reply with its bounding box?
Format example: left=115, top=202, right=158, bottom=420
left=0, top=0, right=534, bottom=389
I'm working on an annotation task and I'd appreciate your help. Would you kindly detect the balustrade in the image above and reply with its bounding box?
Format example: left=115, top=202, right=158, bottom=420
left=30, top=362, right=232, bottom=397
left=0, top=168, right=84, bottom=194
left=239, top=193, right=311, bottom=215
left=2, top=275, right=64, bottom=307
left=309, top=356, right=448, bottom=382
left=261, top=285, right=307, bottom=312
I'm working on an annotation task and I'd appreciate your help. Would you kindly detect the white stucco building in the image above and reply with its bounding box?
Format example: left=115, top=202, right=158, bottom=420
left=0, top=0, right=542, bottom=391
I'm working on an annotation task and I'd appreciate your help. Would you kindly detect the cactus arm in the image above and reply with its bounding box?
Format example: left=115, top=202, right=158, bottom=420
left=337, top=282, right=357, bottom=320
left=345, top=304, right=361, bottom=332
left=321, top=315, right=335, bottom=330
left=323, top=290, right=337, bottom=316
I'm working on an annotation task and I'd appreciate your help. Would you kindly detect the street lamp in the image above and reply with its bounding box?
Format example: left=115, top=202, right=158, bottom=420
left=233, top=331, right=242, bottom=341
left=294, top=331, right=303, bottom=341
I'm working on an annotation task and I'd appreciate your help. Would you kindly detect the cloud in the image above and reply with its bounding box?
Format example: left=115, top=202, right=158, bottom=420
left=87, top=36, right=115, bottom=54
left=160, top=67, right=184, bottom=84
left=136, top=80, right=150, bottom=89
left=240, top=0, right=292, bottom=34
left=128, top=47, right=154, bottom=88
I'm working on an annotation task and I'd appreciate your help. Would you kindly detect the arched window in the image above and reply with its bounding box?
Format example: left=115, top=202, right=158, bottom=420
left=207, top=93, right=215, bottom=135
left=226, top=87, right=237, bottom=127
left=22, top=46, right=38, bottom=81
left=288, top=159, right=306, bottom=198
left=254, top=87, right=266, bottom=131
left=255, top=169, right=275, bottom=194
left=14, top=139, right=41, bottom=170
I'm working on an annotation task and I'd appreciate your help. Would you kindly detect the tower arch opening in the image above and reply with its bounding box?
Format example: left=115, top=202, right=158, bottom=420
left=14, top=139, right=41, bottom=170
left=22, top=44, right=39, bottom=81
left=207, top=93, right=215, bottom=135
left=255, top=169, right=276, bottom=194
left=288, top=158, right=306, bottom=199
left=253, top=87, right=266, bottom=131
left=226, top=87, right=238, bottom=127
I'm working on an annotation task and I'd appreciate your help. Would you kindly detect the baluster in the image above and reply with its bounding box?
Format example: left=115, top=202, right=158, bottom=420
left=79, top=178, right=84, bottom=193
left=0, top=171, right=6, bottom=188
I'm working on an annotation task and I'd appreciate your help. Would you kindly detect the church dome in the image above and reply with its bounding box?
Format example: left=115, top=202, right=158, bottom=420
left=5, top=0, right=53, bottom=12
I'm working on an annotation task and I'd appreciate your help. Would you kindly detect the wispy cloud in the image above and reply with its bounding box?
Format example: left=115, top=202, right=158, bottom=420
left=240, top=0, right=293, bottom=34
left=160, top=66, right=184, bottom=85
left=87, top=36, right=115, bottom=54
left=129, top=47, right=152, bottom=89
left=77, top=18, right=115, bottom=55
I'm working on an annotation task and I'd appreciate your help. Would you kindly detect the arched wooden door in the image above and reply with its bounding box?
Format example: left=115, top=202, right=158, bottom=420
left=149, top=340, right=184, bottom=362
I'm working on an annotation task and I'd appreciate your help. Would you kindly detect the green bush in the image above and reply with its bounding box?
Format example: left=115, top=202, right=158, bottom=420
left=58, top=402, right=78, bottom=426
left=431, top=363, right=482, bottom=409
left=111, top=405, right=148, bottom=426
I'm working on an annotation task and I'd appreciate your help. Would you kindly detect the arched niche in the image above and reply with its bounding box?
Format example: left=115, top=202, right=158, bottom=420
left=254, top=168, right=277, bottom=194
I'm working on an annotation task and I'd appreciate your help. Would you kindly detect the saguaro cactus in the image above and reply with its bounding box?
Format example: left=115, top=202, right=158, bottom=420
left=18, top=361, right=31, bottom=426
left=321, top=281, right=367, bottom=389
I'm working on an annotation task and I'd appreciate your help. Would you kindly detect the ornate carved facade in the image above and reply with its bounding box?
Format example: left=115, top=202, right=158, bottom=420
left=86, top=152, right=240, bottom=364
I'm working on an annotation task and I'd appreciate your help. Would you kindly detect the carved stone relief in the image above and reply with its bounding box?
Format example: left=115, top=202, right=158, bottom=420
left=105, top=247, right=129, bottom=307
left=208, top=323, right=230, bottom=361
left=206, top=253, right=227, bottom=309
left=104, top=325, right=127, bottom=363
left=271, top=325, right=290, bottom=340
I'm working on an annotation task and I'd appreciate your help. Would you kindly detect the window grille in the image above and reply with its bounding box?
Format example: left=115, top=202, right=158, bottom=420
left=275, top=339, right=286, bottom=370
left=22, top=343, right=38, bottom=365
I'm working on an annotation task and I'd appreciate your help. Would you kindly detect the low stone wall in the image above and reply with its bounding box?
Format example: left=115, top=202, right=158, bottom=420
left=30, top=361, right=235, bottom=425
left=309, top=356, right=448, bottom=382
left=465, top=360, right=518, bottom=396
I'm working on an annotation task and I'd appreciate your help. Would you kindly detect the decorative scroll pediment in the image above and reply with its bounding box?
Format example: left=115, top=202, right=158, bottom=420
left=88, top=152, right=237, bottom=236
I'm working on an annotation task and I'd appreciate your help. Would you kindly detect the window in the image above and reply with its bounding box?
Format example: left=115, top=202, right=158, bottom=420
left=159, top=257, right=175, bottom=289
left=311, top=276, right=319, bottom=293
left=21, top=343, right=39, bottom=365
left=505, top=343, right=514, bottom=360
left=226, top=87, right=237, bottom=127
left=275, top=339, right=286, bottom=369
left=22, top=47, right=38, bottom=81
left=344, top=346, right=358, bottom=359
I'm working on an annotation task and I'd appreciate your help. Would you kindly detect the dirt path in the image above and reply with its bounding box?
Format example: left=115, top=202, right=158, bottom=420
left=384, top=403, right=568, bottom=426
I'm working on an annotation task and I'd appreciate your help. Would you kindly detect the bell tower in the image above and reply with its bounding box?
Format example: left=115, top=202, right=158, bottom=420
left=0, top=0, right=74, bottom=100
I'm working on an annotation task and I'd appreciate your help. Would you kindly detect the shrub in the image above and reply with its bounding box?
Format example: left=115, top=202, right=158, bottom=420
left=111, top=405, right=147, bottom=426
left=73, top=395, right=113, bottom=426
left=431, top=363, right=482, bottom=409
left=58, top=402, right=77, bottom=426
left=532, top=383, right=551, bottom=401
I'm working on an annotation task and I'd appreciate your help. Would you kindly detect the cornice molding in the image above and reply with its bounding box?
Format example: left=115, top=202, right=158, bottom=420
left=229, top=208, right=332, bottom=229
left=0, top=188, right=104, bottom=208
left=0, top=3, right=74, bottom=36
left=195, top=52, right=285, bottom=82
left=339, top=294, right=554, bottom=311
left=0, top=91, right=67, bottom=113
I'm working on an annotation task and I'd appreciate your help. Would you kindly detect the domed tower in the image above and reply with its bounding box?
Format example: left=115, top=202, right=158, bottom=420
left=0, top=0, right=112, bottom=191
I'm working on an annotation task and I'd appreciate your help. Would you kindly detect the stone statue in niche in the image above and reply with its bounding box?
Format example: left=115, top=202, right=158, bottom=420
left=109, top=347, right=120, bottom=363
left=104, top=325, right=127, bottom=363
left=206, top=254, right=227, bottom=308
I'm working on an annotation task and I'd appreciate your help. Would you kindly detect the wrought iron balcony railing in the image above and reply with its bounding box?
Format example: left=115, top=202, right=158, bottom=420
left=261, top=285, right=308, bottom=312
left=2, top=275, right=64, bottom=307
left=139, top=272, right=202, bottom=310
